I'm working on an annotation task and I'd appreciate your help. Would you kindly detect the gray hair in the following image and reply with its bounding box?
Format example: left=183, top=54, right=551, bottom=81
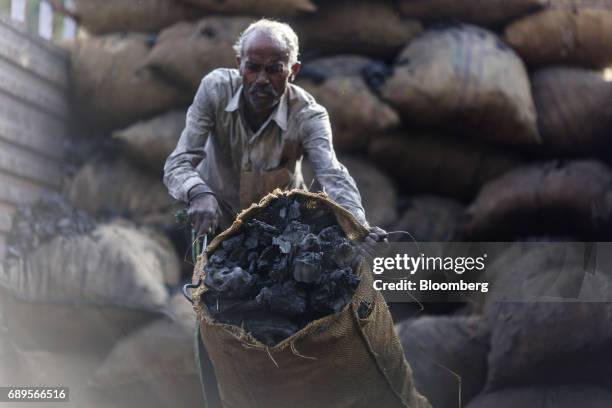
left=233, top=19, right=299, bottom=66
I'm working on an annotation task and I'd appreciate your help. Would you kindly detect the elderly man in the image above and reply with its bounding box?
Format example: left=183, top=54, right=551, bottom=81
left=164, top=19, right=385, bottom=244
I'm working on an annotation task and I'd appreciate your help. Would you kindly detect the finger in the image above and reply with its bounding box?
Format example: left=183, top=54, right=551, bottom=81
left=197, top=217, right=211, bottom=238
left=366, top=235, right=378, bottom=244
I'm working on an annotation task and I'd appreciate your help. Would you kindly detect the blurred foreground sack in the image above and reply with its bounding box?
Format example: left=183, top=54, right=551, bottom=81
left=90, top=318, right=204, bottom=408
left=396, top=316, right=489, bottom=408
left=73, top=0, right=204, bottom=35
left=179, top=0, right=316, bottom=16
left=0, top=221, right=179, bottom=351
left=143, top=17, right=252, bottom=93
left=505, top=3, right=612, bottom=68
left=463, top=160, right=612, bottom=239
left=397, top=0, right=548, bottom=26
left=467, top=386, right=612, bottom=408
left=382, top=25, right=540, bottom=146
left=70, top=34, right=186, bottom=130
left=294, top=0, right=423, bottom=59
left=297, top=57, right=400, bottom=151
left=112, top=109, right=186, bottom=173
left=192, top=190, right=430, bottom=408
left=368, top=134, right=521, bottom=200
left=532, top=67, right=612, bottom=154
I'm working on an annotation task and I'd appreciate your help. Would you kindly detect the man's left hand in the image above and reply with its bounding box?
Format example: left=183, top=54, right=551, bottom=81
left=360, top=226, right=388, bottom=258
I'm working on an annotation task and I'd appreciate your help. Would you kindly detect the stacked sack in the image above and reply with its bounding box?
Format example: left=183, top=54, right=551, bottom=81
left=10, top=0, right=612, bottom=406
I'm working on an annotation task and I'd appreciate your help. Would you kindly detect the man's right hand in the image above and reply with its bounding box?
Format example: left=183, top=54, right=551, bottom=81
left=188, top=194, right=221, bottom=238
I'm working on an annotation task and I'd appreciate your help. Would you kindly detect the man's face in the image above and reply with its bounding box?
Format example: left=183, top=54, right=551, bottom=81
left=238, top=32, right=300, bottom=114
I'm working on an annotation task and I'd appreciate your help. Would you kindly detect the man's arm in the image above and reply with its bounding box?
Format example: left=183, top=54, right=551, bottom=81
left=299, top=108, right=368, bottom=226
left=163, top=75, right=216, bottom=204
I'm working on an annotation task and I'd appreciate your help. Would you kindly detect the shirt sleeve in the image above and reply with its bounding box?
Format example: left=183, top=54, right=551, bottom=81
left=163, top=75, right=216, bottom=203
left=299, top=107, right=368, bottom=226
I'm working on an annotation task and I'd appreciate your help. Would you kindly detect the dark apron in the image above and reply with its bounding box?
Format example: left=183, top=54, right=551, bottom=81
left=239, top=166, right=294, bottom=210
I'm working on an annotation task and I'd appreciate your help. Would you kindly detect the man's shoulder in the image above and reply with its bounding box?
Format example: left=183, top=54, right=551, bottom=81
left=198, top=68, right=242, bottom=100
left=287, top=82, right=327, bottom=120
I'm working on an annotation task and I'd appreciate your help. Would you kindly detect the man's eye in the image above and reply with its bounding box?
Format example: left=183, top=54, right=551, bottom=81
left=266, top=65, right=284, bottom=74
left=246, top=64, right=260, bottom=72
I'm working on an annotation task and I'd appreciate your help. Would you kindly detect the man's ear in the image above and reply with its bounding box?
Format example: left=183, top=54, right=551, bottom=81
left=290, top=61, right=301, bottom=81
left=236, top=56, right=242, bottom=71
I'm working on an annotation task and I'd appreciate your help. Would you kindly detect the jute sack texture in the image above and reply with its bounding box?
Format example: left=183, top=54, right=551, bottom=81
left=297, top=75, right=400, bottom=151
left=294, top=0, right=423, bottom=59
left=397, top=0, right=547, bottom=26
left=192, top=189, right=431, bottom=408
left=368, top=134, right=521, bottom=200
left=179, top=0, right=316, bottom=17
left=90, top=318, right=204, bottom=408
left=70, top=34, right=185, bottom=130
left=382, top=25, right=540, bottom=147
left=65, top=157, right=174, bottom=219
left=463, top=160, right=612, bottom=239
left=393, top=196, right=464, bottom=242
left=112, top=109, right=186, bottom=174
left=0, top=221, right=179, bottom=351
left=396, top=316, right=489, bottom=408
left=531, top=67, right=612, bottom=154
left=467, top=386, right=612, bottom=408
left=73, top=0, right=204, bottom=35
left=504, top=3, right=612, bottom=68
left=143, top=17, right=253, bottom=93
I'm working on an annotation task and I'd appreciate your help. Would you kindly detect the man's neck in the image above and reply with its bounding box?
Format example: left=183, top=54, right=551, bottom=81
left=242, top=98, right=276, bottom=134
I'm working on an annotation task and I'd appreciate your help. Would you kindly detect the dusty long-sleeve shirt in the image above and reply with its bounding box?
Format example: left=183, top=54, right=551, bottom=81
left=163, top=68, right=367, bottom=225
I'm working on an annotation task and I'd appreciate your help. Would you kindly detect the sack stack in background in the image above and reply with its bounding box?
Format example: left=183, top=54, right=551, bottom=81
left=4, top=0, right=612, bottom=406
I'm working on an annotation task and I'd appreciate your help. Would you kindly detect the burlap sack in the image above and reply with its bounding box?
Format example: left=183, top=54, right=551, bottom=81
left=297, top=67, right=400, bottom=151
left=504, top=5, right=612, bottom=68
left=463, top=160, right=612, bottom=239
left=477, top=242, right=588, bottom=309
left=486, top=301, right=612, bottom=390
left=90, top=318, right=204, bottom=408
left=180, top=0, right=316, bottom=16
left=65, top=157, right=174, bottom=219
left=532, top=67, right=612, bottom=154
left=143, top=17, right=252, bottom=93
left=299, top=55, right=377, bottom=78
left=294, top=0, right=423, bottom=59
left=396, top=316, right=489, bottom=408
left=302, top=156, right=399, bottom=228
left=70, top=34, right=186, bottom=130
left=393, top=196, right=464, bottom=242
left=382, top=25, right=540, bottom=146
left=368, top=134, right=521, bottom=200
left=191, top=190, right=430, bottom=408
left=467, top=386, right=612, bottom=408
left=398, top=0, right=547, bottom=26
left=112, top=109, right=186, bottom=173
left=0, top=221, right=179, bottom=351
left=73, top=0, right=204, bottom=35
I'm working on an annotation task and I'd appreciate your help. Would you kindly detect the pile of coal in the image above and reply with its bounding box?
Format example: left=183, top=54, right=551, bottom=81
left=5, top=194, right=96, bottom=260
left=203, top=196, right=363, bottom=346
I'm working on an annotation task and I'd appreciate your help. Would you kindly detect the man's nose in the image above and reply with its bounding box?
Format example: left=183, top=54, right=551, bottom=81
left=255, top=69, right=270, bottom=84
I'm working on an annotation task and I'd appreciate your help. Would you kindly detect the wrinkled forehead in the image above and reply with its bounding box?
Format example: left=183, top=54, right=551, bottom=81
left=242, top=30, right=290, bottom=64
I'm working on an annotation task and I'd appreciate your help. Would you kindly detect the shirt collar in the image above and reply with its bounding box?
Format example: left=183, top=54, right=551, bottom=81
left=225, top=84, right=289, bottom=132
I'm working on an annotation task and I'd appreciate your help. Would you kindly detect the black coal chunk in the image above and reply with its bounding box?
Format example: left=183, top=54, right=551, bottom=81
left=203, top=196, right=363, bottom=345
left=5, top=193, right=96, bottom=260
